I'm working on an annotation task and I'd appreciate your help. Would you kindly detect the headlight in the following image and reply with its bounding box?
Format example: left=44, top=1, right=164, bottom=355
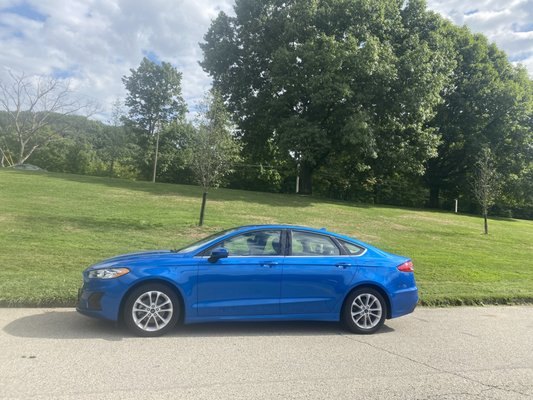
left=88, top=267, right=130, bottom=279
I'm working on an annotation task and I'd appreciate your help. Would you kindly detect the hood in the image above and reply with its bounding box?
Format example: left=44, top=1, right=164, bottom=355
left=86, top=250, right=187, bottom=270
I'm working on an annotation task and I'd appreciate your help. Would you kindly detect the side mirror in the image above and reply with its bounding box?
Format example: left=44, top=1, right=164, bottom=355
left=208, top=247, right=229, bottom=263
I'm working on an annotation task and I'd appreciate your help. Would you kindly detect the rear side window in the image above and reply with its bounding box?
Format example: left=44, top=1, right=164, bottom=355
left=338, top=239, right=365, bottom=256
left=291, top=231, right=340, bottom=256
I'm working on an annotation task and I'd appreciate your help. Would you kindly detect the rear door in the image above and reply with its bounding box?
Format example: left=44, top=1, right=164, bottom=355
left=280, top=230, right=357, bottom=314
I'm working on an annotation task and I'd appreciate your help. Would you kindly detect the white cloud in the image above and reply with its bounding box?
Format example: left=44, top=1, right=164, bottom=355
left=427, top=0, right=533, bottom=76
left=0, top=0, right=531, bottom=122
left=0, top=0, right=234, bottom=120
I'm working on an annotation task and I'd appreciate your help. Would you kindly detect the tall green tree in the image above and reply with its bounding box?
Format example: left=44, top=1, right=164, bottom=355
left=184, top=90, right=241, bottom=226
left=425, top=27, right=533, bottom=209
left=201, top=0, right=455, bottom=194
left=122, top=57, right=187, bottom=182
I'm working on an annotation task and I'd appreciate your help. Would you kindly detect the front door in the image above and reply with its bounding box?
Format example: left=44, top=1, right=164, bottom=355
left=196, top=229, right=284, bottom=317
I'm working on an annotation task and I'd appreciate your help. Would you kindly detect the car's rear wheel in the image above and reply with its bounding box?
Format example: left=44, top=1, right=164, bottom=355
left=342, top=288, right=386, bottom=334
left=123, top=283, right=180, bottom=337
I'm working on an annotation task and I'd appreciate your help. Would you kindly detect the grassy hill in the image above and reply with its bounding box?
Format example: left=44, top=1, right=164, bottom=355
left=1, top=169, right=532, bottom=307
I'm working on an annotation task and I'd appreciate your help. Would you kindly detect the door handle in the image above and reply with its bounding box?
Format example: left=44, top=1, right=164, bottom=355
left=335, top=262, right=352, bottom=269
left=260, top=262, right=278, bottom=268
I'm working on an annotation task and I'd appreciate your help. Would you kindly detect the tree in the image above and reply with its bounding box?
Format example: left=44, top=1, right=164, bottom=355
left=26, top=114, right=108, bottom=175
left=472, top=147, right=500, bottom=234
left=425, top=27, right=533, bottom=209
left=122, top=57, right=187, bottom=182
left=201, top=0, right=455, bottom=194
left=185, top=90, right=241, bottom=226
left=0, top=70, right=94, bottom=166
left=96, top=99, right=137, bottom=176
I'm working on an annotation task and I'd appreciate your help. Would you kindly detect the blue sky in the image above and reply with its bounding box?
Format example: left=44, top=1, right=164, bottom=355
left=0, top=0, right=532, bottom=120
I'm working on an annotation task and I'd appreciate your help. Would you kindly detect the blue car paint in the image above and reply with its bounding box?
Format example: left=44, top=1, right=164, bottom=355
left=280, top=255, right=357, bottom=314
left=196, top=255, right=283, bottom=316
left=77, top=225, right=418, bottom=324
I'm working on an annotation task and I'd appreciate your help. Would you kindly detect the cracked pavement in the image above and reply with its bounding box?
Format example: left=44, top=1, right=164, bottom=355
left=0, top=306, right=532, bottom=399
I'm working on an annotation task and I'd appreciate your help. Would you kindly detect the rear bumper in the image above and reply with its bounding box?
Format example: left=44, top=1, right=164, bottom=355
left=389, top=287, right=418, bottom=318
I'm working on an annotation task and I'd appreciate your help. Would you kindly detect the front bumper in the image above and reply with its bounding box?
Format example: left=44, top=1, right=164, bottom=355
left=76, top=279, right=129, bottom=322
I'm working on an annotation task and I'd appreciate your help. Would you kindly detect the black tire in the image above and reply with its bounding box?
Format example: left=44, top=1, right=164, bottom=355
left=123, top=283, right=180, bottom=337
left=342, top=287, right=387, bottom=334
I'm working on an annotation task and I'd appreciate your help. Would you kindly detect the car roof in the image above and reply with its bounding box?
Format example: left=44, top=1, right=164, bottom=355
left=230, top=224, right=382, bottom=254
left=232, top=224, right=354, bottom=242
left=233, top=224, right=327, bottom=232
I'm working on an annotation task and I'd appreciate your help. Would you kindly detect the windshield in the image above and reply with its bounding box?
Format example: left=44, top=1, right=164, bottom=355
left=173, top=228, right=238, bottom=254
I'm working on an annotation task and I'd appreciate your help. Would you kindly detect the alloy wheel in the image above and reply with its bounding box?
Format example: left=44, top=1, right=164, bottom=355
left=132, top=290, right=174, bottom=332
left=351, top=293, right=382, bottom=330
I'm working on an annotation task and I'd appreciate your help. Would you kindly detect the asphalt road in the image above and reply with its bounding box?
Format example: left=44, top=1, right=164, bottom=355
left=0, top=306, right=532, bottom=400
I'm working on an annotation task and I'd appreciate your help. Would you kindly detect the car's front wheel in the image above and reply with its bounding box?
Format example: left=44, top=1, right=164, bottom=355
left=342, top=288, right=387, bottom=334
left=123, top=283, right=180, bottom=337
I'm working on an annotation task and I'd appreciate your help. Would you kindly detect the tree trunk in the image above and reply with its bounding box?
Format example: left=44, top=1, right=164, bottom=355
left=109, top=159, right=115, bottom=176
left=199, top=191, right=208, bottom=226
left=297, top=163, right=313, bottom=195
left=17, top=144, right=39, bottom=165
left=18, top=141, right=25, bottom=165
left=152, top=131, right=160, bottom=183
left=373, top=182, right=382, bottom=204
left=483, top=209, right=488, bottom=234
left=0, top=148, right=13, bottom=167
left=428, top=185, right=440, bottom=208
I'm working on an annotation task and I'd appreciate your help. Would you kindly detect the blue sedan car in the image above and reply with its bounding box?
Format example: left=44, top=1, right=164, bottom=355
left=77, top=225, right=418, bottom=336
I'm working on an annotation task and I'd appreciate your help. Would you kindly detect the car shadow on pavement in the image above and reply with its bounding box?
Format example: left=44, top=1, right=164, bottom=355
left=3, top=310, right=395, bottom=340
left=169, top=321, right=395, bottom=337
left=3, top=310, right=124, bottom=341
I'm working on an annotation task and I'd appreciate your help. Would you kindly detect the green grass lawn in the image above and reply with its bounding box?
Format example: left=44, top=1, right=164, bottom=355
left=0, top=169, right=532, bottom=307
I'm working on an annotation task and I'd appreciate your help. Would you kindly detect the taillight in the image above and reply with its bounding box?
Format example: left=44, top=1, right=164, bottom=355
left=397, top=260, right=414, bottom=272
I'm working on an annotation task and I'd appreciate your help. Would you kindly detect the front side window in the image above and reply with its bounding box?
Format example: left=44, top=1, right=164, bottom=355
left=291, top=231, right=340, bottom=256
left=215, top=230, right=282, bottom=256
